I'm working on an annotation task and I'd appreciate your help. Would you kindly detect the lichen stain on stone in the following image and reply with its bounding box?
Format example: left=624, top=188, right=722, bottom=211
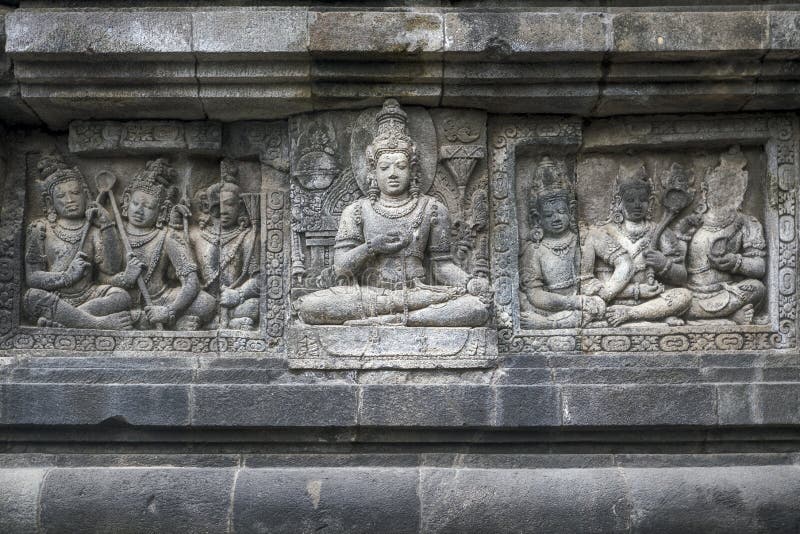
left=306, top=479, right=322, bottom=509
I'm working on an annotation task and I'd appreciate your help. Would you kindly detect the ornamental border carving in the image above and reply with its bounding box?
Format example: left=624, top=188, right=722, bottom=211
left=488, top=114, right=798, bottom=354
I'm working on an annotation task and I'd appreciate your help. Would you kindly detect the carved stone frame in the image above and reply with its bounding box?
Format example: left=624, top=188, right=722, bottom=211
left=489, top=114, right=798, bottom=354
left=0, top=125, right=292, bottom=357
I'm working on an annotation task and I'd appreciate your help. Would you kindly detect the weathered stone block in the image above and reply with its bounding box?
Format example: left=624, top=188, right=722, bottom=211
left=718, top=383, right=800, bottom=425
left=625, top=466, right=800, bottom=532
left=39, top=467, right=235, bottom=533
left=561, top=384, right=717, bottom=426
left=191, top=385, right=358, bottom=427
left=0, top=384, right=190, bottom=426
left=0, top=468, right=46, bottom=534
left=309, top=11, right=443, bottom=58
left=193, top=9, right=308, bottom=57
left=6, top=10, right=193, bottom=59
left=494, top=385, right=561, bottom=427
left=611, top=12, right=769, bottom=60
left=233, top=467, right=419, bottom=533
left=359, top=385, right=493, bottom=427
left=420, top=467, right=631, bottom=533
left=444, top=12, right=607, bottom=60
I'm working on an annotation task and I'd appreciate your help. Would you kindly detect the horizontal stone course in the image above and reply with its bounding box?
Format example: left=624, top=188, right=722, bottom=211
left=0, top=465, right=797, bottom=533
left=4, top=9, right=800, bottom=125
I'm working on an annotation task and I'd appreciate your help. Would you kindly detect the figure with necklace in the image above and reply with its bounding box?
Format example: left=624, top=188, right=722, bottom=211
left=294, top=99, right=491, bottom=326
left=119, top=158, right=216, bottom=330
left=519, top=156, right=605, bottom=329
left=580, top=162, right=692, bottom=327
left=23, top=152, right=139, bottom=329
left=191, top=160, right=260, bottom=330
left=679, top=146, right=766, bottom=324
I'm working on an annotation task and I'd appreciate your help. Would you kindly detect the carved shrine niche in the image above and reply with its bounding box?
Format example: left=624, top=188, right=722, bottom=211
left=0, top=120, right=291, bottom=355
left=491, top=114, right=799, bottom=354
left=287, top=101, right=497, bottom=369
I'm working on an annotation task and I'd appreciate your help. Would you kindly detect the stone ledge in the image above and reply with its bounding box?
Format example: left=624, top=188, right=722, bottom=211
left=1, top=380, right=799, bottom=429
left=3, top=9, right=800, bottom=125
left=2, top=465, right=799, bottom=533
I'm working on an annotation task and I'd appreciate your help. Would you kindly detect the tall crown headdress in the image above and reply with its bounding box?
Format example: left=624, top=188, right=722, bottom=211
left=36, top=151, right=85, bottom=198
left=365, top=99, right=417, bottom=166
left=706, top=145, right=747, bottom=186
left=533, top=156, right=573, bottom=200
left=127, top=157, right=177, bottom=206
left=614, top=159, right=652, bottom=192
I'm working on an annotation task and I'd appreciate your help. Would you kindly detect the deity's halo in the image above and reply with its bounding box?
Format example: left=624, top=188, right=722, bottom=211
left=350, top=104, right=437, bottom=195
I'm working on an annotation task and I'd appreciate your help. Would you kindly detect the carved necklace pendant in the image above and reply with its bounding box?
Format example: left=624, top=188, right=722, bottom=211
left=52, top=221, right=86, bottom=244
left=370, top=197, right=419, bottom=219
left=541, top=234, right=575, bottom=257
left=127, top=228, right=160, bottom=249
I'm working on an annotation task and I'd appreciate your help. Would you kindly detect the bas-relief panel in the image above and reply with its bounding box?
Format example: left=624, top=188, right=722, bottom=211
left=0, top=121, right=291, bottom=355
left=0, top=105, right=796, bottom=364
left=491, top=114, right=798, bottom=354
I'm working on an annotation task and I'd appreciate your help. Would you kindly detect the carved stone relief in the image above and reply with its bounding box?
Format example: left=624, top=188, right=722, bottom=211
left=491, top=114, right=797, bottom=354
left=0, top=120, right=290, bottom=354
left=0, top=108, right=796, bottom=361
left=286, top=99, right=496, bottom=368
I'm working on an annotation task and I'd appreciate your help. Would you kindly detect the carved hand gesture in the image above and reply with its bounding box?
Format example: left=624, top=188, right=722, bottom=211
left=121, top=253, right=146, bottom=287
left=580, top=295, right=606, bottom=319
left=639, top=281, right=664, bottom=299
left=368, top=231, right=409, bottom=255
left=86, top=201, right=113, bottom=228
left=643, top=249, right=669, bottom=271
left=144, top=305, right=173, bottom=325
left=169, top=203, right=191, bottom=229
left=65, top=251, right=91, bottom=284
left=708, top=252, right=739, bottom=272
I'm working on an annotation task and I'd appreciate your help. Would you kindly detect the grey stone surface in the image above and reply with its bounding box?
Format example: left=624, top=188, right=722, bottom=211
left=0, top=468, right=46, bottom=534
left=191, top=385, right=358, bottom=427
left=419, top=467, right=631, bottom=533
left=233, top=467, right=420, bottom=533
left=0, top=384, right=190, bottom=426
left=39, top=467, right=235, bottom=533
left=359, top=385, right=493, bottom=427
left=495, top=385, right=561, bottom=427
left=626, top=466, right=800, bottom=532
left=561, top=385, right=717, bottom=426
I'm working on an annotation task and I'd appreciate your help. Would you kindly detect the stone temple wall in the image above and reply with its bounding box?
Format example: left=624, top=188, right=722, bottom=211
left=1, top=2, right=800, bottom=532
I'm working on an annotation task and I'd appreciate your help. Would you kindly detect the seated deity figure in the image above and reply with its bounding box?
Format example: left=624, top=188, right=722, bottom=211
left=119, top=158, right=215, bottom=330
left=294, top=99, right=491, bottom=327
left=519, top=156, right=605, bottom=329
left=580, top=162, right=692, bottom=326
left=680, top=146, right=766, bottom=324
left=23, top=152, right=139, bottom=330
left=191, top=160, right=260, bottom=330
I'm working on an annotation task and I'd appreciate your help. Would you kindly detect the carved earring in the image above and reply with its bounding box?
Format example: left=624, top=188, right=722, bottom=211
left=46, top=210, right=57, bottom=224
left=530, top=226, right=544, bottom=243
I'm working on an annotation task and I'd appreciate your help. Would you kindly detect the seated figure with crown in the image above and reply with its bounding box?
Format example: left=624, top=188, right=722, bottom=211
left=519, top=156, right=605, bottom=329
left=23, top=152, right=141, bottom=330
left=580, top=161, right=693, bottom=327
left=118, top=158, right=216, bottom=330
left=294, top=99, right=491, bottom=327
left=679, top=146, right=766, bottom=324
left=191, top=159, right=261, bottom=330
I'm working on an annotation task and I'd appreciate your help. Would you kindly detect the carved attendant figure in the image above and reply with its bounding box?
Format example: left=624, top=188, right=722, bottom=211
left=119, top=158, right=215, bottom=330
left=519, top=157, right=605, bottom=329
left=192, top=160, right=260, bottom=330
left=681, top=146, right=766, bottom=324
left=294, top=99, right=490, bottom=326
left=23, top=152, right=139, bottom=329
left=580, top=162, right=692, bottom=326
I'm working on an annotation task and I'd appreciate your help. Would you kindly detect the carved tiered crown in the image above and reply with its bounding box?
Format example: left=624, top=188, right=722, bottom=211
left=36, top=151, right=85, bottom=198
left=365, top=99, right=417, bottom=165
left=127, top=158, right=177, bottom=206
left=614, top=159, right=652, bottom=192
left=534, top=156, right=573, bottom=201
